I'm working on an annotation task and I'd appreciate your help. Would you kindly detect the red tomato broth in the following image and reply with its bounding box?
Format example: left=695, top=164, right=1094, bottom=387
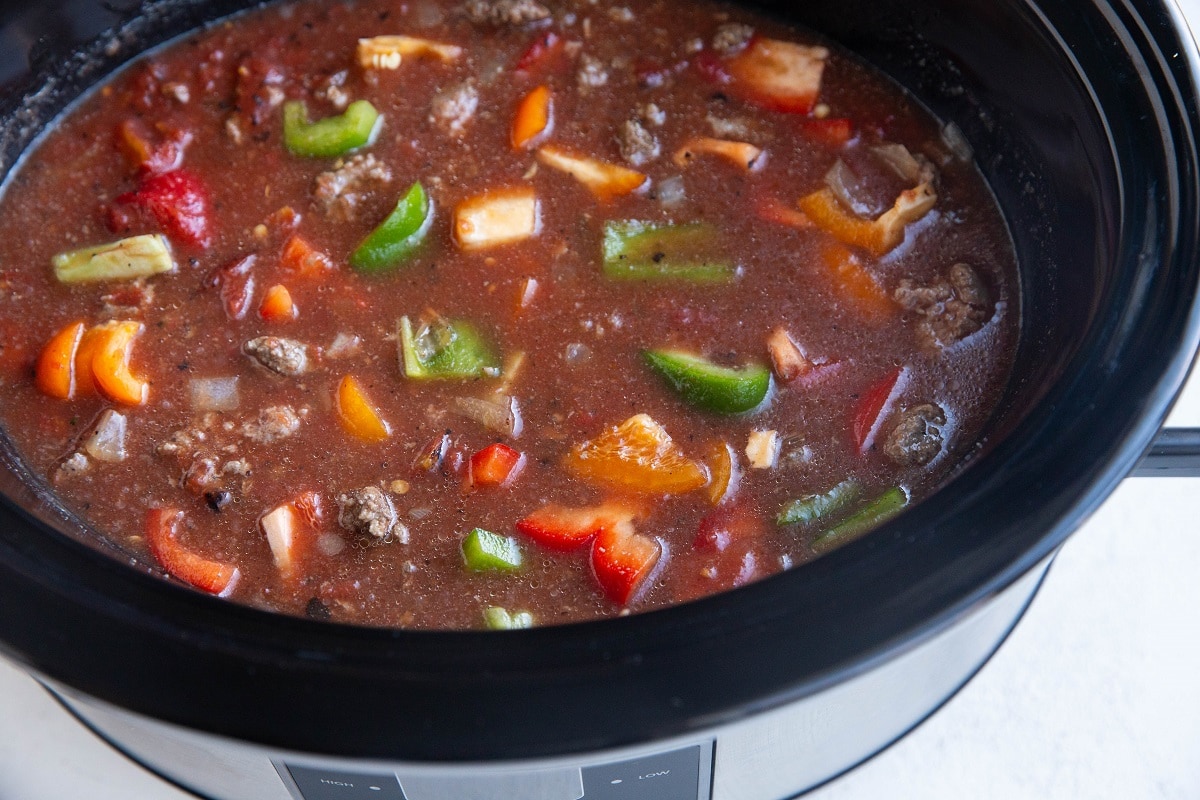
left=0, top=0, right=1019, bottom=628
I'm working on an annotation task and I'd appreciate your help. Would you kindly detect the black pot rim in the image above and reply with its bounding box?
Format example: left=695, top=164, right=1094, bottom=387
left=1, top=0, right=1199, bottom=762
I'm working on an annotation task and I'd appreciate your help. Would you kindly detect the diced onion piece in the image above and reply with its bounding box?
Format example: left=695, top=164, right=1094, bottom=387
left=336, top=375, right=391, bottom=442
left=357, top=35, right=463, bottom=70
left=496, top=350, right=527, bottom=395
left=745, top=429, right=780, bottom=469
left=189, top=376, right=240, bottom=412
left=453, top=395, right=524, bottom=439
left=261, top=503, right=299, bottom=579
left=453, top=187, right=541, bottom=250
left=823, top=159, right=870, bottom=217
left=673, top=137, right=765, bottom=171
left=728, top=37, right=829, bottom=114
left=872, top=143, right=925, bottom=183
left=326, top=332, right=363, bottom=359
left=317, top=532, right=347, bottom=556
left=516, top=278, right=539, bottom=312
left=53, top=234, right=175, bottom=284
left=82, top=409, right=128, bottom=463
left=941, top=122, right=973, bottom=162
left=511, top=85, right=553, bottom=150
left=35, top=321, right=85, bottom=400
left=796, top=182, right=937, bottom=256
left=536, top=145, right=648, bottom=201
left=766, top=327, right=812, bottom=382
left=656, top=175, right=687, bottom=207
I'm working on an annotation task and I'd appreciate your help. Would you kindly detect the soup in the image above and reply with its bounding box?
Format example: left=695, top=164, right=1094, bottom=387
left=0, top=0, right=1018, bottom=628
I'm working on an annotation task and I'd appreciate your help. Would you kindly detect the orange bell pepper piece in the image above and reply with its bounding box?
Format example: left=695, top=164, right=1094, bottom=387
left=564, top=413, right=709, bottom=495
left=280, top=234, right=333, bottom=277
left=336, top=375, right=391, bottom=442
left=89, top=320, right=149, bottom=405
left=259, top=284, right=297, bottom=322
left=511, top=85, right=553, bottom=150
left=34, top=321, right=85, bottom=399
left=816, top=240, right=893, bottom=319
left=796, top=183, right=937, bottom=257
left=536, top=145, right=647, bottom=202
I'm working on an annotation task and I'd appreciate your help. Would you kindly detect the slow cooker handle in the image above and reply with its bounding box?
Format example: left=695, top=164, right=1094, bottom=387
left=1131, top=428, right=1200, bottom=476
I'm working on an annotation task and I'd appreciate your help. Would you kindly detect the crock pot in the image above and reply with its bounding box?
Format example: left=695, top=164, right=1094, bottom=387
left=2, top=1, right=1200, bottom=799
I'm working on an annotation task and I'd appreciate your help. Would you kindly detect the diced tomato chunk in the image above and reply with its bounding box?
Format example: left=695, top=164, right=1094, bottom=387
left=694, top=501, right=763, bottom=552
left=280, top=235, right=333, bottom=277
left=516, top=502, right=637, bottom=551
left=515, top=30, right=565, bottom=74
left=852, top=367, right=908, bottom=452
left=112, top=169, right=211, bottom=248
left=259, top=283, right=297, bottom=322
left=205, top=254, right=256, bottom=320
left=591, top=521, right=663, bottom=605
left=799, top=117, right=854, bottom=147
left=693, top=50, right=733, bottom=84
left=469, top=443, right=525, bottom=488
left=146, top=508, right=240, bottom=596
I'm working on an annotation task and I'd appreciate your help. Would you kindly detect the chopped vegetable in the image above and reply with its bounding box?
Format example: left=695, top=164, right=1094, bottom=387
left=399, top=315, right=499, bottom=380
left=336, top=375, right=391, bottom=442
left=350, top=182, right=433, bottom=272
left=81, top=409, right=128, bottom=463
left=34, top=321, right=85, bottom=399
left=644, top=349, right=771, bottom=414
left=816, top=240, right=892, bottom=318
left=453, top=187, right=541, bottom=250
left=111, top=169, right=211, bottom=248
left=516, top=502, right=639, bottom=551
left=357, top=35, right=463, bottom=70
left=812, top=486, right=909, bottom=553
left=53, top=234, right=174, bottom=284
left=602, top=220, right=736, bottom=283
left=852, top=367, right=907, bottom=452
left=462, top=528, right=523, bottom=572
left=207, top=254, right=256, bottom=320
left=516, top=277, right=539, bottom=311
left=280, top=235, right=333, bottom=276
left=706, top=440, right=740, bottom=505
left=565, top=413, right=709, bottom=494
left=117, top=119, right=191, bottom=176
left=453, top=395, right=524, bottom=438
left=777, top=479, right=861, bottom=526
left=146, top=508, right=240, bottom=596
left=799, top=117, right=854, bottom=147
left=283, top=100, right=381, bottom=158
left=484, top=606, right=534, bottom=630
left=536, top=144, right=647, bottom=201
left=514, top=29, right=565, bottom=74
left=511, top=85, right=553, bottom=149
left=797, top=182, right=937, bottom=256
left=766, top=327, right=812, bottom=381
left=728, top=36, right=829, bottom=113
left=673, top=136, right=765, bottom=171
left=745, top=429, right=780, bottom=469
left=83, top=321, right=148, bottom=406
left=189, top=376, right=240, bottom=412
left=259, top=284, right=297, bottom=322
left=755, top=196, right=813, bottom=229
left=261, top=503, right=300, bottom=580
left=469, top=443, right=525, bottom=488
left=591, top=520, right=662, bottom=605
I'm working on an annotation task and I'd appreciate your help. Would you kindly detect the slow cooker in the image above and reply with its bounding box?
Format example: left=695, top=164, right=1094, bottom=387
left=2, top=1, right=1200, bottom=799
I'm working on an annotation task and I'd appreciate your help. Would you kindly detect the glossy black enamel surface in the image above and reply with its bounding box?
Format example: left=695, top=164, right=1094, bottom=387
left=0, top=0, right=1197, bottom=761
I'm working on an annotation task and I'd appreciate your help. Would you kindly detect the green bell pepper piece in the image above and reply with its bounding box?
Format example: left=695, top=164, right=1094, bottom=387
left=350, top=182, right=433, bottom=273
left=483, top=607, right=534, bottom=630
left=811, top=486, right=909, bottom=554
left=602, top=220, right=737, bottom=283
left=644, top=349, right=771, bottom=414
left=283, top=100, right=381, bottom=158
left=462, top=529, right=523, bottom=572
left=778, top=479, right=861, bottom=526
left=400, top=316, right=500, bottom=380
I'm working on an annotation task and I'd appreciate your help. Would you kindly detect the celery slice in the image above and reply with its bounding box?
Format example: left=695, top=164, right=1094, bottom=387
left=462, top=528, right=523, bottom=572
left=484, top=606, right=535, bottom=630
left=52, top=234, right=175, bottom=283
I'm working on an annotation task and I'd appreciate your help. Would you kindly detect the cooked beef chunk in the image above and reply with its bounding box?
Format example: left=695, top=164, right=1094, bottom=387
left=616, top=119, right=660, bottom=166
left=884, top=403, right=947, bottom=466
left=463, top=0, right=550, bottom=27
left=336, top=486, right=399, bottom=542
left=712, top=22, right=754, bottom=56
left=894, top=263, right=991, bottom=348
left=429, top=80, right=479, bottom=136
left=313, top=154, right=393, bottom=223
left=242, top=405, right=301, bottom=443
left=243, top=336, right=308, bottom=376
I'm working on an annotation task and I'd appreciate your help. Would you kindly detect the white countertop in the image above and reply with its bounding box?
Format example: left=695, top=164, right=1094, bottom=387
left=3, top=5, right=1200, bottom=799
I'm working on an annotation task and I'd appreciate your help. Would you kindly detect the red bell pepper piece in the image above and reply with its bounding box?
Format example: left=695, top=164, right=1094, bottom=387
left=205, top=254, right=256, bottom=320
left=591, top=520, right=664, bottom=605
left=516, top=502, right=637, bottom=551
left=469, top=443, right=525, bottom=488
left=852, top=367, right=908, bottom=452
left=692, top=50, right=733, bottom=84
left=112, top=169, right=212, bottom=248
left=515, top=30, right=566, bottom=74
left=799, top=117, right=854, bottom=147
left=146, top=508, right=241, bottom=596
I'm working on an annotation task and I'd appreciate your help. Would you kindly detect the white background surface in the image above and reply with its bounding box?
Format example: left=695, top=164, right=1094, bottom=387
left=3, top=2, right=1200, bottom=798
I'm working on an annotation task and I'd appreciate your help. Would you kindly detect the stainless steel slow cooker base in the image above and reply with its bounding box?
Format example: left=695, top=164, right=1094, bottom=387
left=44, top=561, right=1048, bottom=800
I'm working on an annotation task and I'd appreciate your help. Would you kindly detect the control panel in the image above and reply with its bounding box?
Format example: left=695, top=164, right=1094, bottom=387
left=277, top=742, right=713, bottom=800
